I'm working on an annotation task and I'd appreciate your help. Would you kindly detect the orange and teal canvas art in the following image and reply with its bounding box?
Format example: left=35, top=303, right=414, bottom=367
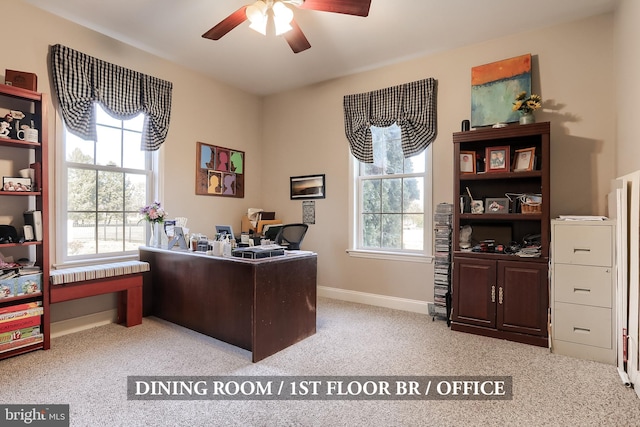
left=471, top=54, right=532, bottom=127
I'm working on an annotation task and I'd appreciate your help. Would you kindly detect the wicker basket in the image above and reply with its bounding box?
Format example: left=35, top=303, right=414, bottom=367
left=520, top=194, right=542, bottom=214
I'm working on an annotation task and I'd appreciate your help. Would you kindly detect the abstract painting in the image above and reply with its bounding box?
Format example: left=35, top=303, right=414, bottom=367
left=196, top=142, right=244, bottom=197
left=471, top=54, right=532, bottom=127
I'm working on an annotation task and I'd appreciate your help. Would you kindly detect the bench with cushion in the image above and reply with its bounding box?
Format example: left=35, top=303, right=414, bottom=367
left=50, top=261, right=149, bottom=327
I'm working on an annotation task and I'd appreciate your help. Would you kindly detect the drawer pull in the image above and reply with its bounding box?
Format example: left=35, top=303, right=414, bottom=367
left=573, top=288, right=591, bottom=294
left=573, top=248, right=591, bottom=253
left=573, top=327, right=591, bottom=334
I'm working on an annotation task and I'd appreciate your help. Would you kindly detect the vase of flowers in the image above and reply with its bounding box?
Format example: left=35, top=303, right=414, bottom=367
left=139, top=201, right=167, bottom=248
left=512, top=91, right=542, bottom=125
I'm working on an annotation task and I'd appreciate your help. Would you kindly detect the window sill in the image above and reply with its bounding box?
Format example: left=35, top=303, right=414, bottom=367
left=346, top=249, right=433, bottom=263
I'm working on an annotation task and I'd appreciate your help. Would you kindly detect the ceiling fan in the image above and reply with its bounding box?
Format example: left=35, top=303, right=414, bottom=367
left=202, top=0, right=372, bottom=54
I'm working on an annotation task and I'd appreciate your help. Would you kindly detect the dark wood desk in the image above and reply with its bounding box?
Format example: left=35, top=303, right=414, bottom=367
left=139, top=247, right=317, bottom=362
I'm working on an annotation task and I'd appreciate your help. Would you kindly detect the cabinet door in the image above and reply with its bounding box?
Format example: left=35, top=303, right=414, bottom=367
left=452, top=257, right=496, bottom=328
left=497, top=261, right=548, bottom=337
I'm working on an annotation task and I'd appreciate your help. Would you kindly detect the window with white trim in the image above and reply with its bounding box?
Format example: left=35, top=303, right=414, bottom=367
left=352, top=123, right=432, bottom=258
left=58, top=104, right=154, bottom=262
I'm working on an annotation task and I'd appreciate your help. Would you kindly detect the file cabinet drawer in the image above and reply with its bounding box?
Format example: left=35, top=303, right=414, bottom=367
left=554, top=302, right=612, bottom=348
left=554, top=264, right=612, bottom=308
left=553, top=225, right=612, bottom=266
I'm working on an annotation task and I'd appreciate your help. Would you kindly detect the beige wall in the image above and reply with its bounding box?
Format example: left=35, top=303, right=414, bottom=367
left=615, top=0, right=640, bottom=177
left=262, top=14, right=616, bottom=304
left=5, top=1, right=621, bottom=322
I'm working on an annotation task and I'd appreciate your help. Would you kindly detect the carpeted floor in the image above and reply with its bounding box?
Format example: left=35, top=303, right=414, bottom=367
left=1, top=297, right=639, bottom=426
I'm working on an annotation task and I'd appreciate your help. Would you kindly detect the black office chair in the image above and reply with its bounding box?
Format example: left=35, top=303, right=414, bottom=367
left=275, top=223, right=309, bottom=250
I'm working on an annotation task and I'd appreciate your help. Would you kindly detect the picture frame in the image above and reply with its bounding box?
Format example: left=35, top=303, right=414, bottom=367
left=485, top=197, right=510, bottom=214
left=485, top=146, right=510, bottom=173
left=2, top=177, right=31, bottom=192
left=195, top=142, right=245, bottom=198
left=459, top=151, right=476, bottom=174
left=512, top=147, right=536, bottom=172
left=290, top=174, right=326, bottom=200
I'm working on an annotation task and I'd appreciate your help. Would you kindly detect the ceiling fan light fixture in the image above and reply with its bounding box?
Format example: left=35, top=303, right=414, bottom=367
left=272, top=2, right=294, bottom=36
left=246, top=1, right=268, bottom=35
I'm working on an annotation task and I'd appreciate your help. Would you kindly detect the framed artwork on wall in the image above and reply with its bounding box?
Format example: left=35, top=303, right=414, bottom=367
left=471, top=53, right=532, bottom=127
left=290, top=174, right=326, bottom=200
left=195, top=142, right=245, bottom=197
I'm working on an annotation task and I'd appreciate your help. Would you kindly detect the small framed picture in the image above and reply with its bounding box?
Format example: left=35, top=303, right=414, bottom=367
left=485, top=197, right=510, bottom=214
left=290, top=174, right=326, bottom=200
left=513, top=147, right=536, bottom=172
left=471, top=200, right=484, bottom=214
left=485, top=146, right=510, bottom=173
left=2, top=177, right=31, bottom=192
left=460, top=151, right=476, bottom=174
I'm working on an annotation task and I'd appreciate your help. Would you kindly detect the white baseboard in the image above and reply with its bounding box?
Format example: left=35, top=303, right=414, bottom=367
left=318, top=286, right=430, bottom=314
left=50, top=309, right=118, bottom=339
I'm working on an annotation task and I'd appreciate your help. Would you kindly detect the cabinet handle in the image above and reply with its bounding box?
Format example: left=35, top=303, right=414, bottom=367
left=498, top=287, right=503, bottom=305
left=491, top=285, right=495, bottom=303
left=573, top=327, right=591, bottom=334
left=573, top=248, right=591, bottom=253
left=573, top=288, right=591, bottom=294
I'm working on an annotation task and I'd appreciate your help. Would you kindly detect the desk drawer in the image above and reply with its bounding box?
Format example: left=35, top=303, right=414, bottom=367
left=554, top=302, right=612, bottom=348
left=553, top=225, right=612, bottom=266
left=554, top=264, right=612, bottom=308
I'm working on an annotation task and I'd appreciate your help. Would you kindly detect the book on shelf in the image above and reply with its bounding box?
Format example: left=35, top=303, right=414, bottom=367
left=0, top=300, right=41, bottom=316
left=0, top=313, right=41, bottom=333
left=0, top=333, right=43, bottom=353
left=0, top=325, right=41, bottom=344
left=0, top=306, right=44, bottom=323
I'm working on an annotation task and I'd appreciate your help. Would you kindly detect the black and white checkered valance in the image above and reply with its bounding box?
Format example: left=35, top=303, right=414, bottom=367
left=49, top=44, right=173, bottom=151
left=343, top=78, right=437, bottom=163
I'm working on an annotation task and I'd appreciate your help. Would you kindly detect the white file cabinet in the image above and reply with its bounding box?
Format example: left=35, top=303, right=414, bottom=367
left=551, top=220, right=616, bottom=364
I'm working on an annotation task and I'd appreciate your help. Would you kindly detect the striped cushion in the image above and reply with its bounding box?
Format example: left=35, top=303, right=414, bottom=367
left=50, top=261, right=150, bottom=285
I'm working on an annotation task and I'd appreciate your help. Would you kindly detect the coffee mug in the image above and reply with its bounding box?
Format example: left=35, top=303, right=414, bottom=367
left=17, top=128, right=38, bottom=143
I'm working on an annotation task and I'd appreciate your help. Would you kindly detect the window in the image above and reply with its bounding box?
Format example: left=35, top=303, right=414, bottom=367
left=351, top=124, right=432, bottom=260
left=58, top=104, right=154, bottom=263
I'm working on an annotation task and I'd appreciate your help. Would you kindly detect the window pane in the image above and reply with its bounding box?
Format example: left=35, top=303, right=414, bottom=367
left=362, top=179, right=381, bottom=213
left=95, top=105, right=121, bottom=127
left=382, top=178, right=402, bottom=213
left=97, top=171, right=124, bottom=211
left=68, top=168, right=96, bottom=211
left=97, top=212, right=124, bottom=254
left=125, top=212, right=145, bottom=250
left=67, top=212, right=96, bottom=257
left=125, top=173, right=147, bottom=212
left=382, top=214, right=402, bottom=249
left=123, top=130, right=145, bottom=169
left=124, top=113, right=144, bottom=131
left=96, top=126, right=122, bottom=167
left=66, top=134, right=94, bottom=164
left=403, top=177, right=424, bottom=213
left=404, top=150, right=425, bottom=174
left=403, top=214, right=424, bottom=250
left=362, top=213, right=381, bottom=248
left=384, top=138, right=403, bottom=175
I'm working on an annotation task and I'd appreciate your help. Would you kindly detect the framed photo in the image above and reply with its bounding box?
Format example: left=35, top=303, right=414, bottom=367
left=459, top=151, right=476, bottom=174
left=2, top=177, right=31, bottom=192
left=290, top=174, right=326, bottom=200
left=485, top=146, right=510, bottom=173
left=485, top=197, right=510, bottom=214
left=513, top=147, right=536, bottom=172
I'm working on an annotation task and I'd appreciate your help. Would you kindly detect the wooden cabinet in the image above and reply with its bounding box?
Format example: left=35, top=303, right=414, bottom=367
left=450, top=122, right=550, bottom=347
left=0, top=84, right=49, bottom=359
left=551, top=220, right=616, bottom=364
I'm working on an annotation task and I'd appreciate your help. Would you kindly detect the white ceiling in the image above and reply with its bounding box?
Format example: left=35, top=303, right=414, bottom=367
left=26, top=0, right=617, bottom=96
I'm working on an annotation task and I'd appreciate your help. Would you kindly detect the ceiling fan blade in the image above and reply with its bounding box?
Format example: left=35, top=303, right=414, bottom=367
left=202, top=6, right=248, bottom=40
left=298, top=0, right=371, bottom=17
left=284, top=19, right=311, bottom=54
